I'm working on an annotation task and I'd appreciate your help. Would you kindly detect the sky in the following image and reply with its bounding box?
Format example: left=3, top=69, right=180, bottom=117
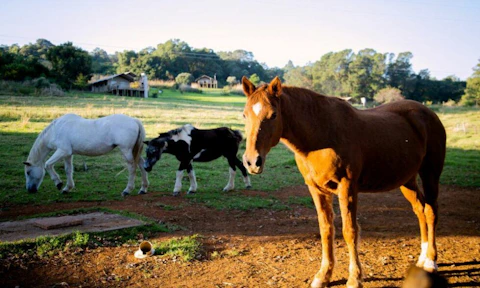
left=1, top=0, right=479, bottom=80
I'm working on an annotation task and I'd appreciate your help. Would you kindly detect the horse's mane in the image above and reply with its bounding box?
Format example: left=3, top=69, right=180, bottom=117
left=27, top=119, right=56, bottom=162
left=158, top=124, right=194, bottom=139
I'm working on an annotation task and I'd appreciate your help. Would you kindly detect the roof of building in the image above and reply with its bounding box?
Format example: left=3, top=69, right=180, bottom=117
left=195, top=75, right=217, bottom=82
left=89, top=72, right=137, bottom=85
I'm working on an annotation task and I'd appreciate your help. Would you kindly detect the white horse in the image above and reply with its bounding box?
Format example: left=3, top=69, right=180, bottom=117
left=24, top=114, right=149, bottom=196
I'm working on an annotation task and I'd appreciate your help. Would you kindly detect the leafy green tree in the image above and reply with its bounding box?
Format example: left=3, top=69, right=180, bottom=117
left=0, top=47, right=50, bottom=81
left=284, top=65, right=313, bottom=89
left=386, top=52, right=414, bottom=92
left=91, top=48, right=115, bottom=75
left=460, top=60, right=480, bottom=106
left=310, top=49, right=353, bottom=96
left=47, top=42, right=92, bottom=89
left=249, top=73, right=261, bottom=86
left=175, top=72, right=194, bottom=85
left=74, top=73, right=89, bottom=90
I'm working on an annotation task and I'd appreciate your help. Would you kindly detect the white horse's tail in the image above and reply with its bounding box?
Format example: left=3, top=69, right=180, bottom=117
left=133, top=119, right=146, bottom=165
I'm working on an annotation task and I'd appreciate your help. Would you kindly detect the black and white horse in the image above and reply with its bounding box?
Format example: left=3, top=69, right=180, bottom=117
left=144, top=124, right=251, bottom=196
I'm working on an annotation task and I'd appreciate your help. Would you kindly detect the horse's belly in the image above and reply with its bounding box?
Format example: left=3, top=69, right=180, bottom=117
left=358, top=157, right=423, bottom=192
left=72, top=143, right=115, bottom=156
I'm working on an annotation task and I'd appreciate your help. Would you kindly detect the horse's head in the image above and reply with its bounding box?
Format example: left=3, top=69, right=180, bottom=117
left=242, top=76, right=283, bottom=174
left=23, top=161, right=45, bottom=193
left=143, top=136, right=169, bottom=172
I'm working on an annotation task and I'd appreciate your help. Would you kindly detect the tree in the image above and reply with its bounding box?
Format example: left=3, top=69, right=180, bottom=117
left=91, top=47, right=115, bottom=75
left=175, top=72, right=194, bottom=85
left=47, top=42, right=92, bottom=89
left=374, top=87, right=404, bottom=104
left=74, top=73, right=89, bottom=90
left=249, top=73, right=261, bottom=86
left=460, top=59, right=480, bottom=106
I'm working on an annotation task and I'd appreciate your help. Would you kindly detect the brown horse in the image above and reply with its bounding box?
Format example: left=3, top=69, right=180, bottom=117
left=241, top=76, right=446, bottom=288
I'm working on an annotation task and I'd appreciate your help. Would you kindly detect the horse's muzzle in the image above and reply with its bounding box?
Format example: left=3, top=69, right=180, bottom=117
left=144, top=165, right=152, bottom=172
left=243, top=154, right=264, bottom=174
left=27, top=185, right=38, bottom=193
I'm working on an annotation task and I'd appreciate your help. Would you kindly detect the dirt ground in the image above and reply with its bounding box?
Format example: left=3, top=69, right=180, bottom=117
left=1, top=184, right=479, bottom=288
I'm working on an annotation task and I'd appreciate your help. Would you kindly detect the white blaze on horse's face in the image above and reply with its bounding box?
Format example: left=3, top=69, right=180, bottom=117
left=242, top=76, right=283, bottom=175
left=252, top=102, right=262, bottom=116
left=24, top=162, right=45, bottom=193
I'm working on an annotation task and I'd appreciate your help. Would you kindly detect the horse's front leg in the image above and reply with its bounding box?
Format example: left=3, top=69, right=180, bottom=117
left=308, top=186, right=335, bottom=288
left=62, top=155, right=75, bottom=193
left=137, top=157, right=149, bottom=194
left=338, top=180, right=362, bottom=288
left=186, top=163, right=197, bottom=194
left=45, top=149, right=69, bottom=191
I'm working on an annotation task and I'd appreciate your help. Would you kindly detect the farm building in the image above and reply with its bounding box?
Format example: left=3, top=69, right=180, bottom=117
left=89, top=72, right=149, bottom=98
left=195, top=74, right=218, bottom=88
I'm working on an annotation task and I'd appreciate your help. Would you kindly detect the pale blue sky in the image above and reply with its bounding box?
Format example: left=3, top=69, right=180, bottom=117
left=1, top=0, right=479, bottom=80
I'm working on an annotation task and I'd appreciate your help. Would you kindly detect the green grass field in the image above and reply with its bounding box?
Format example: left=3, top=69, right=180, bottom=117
left=0, top=90, right=479, bottom=207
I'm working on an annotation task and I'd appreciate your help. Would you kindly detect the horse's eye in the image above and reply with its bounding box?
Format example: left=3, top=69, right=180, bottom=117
left=242, top=113, right=246, bottom=119
left=26, top=171, right=30, bottom=176
left=271, top=112, right=277, bottom=120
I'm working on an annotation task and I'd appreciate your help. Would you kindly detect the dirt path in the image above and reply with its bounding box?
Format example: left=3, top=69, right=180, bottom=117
left=1, top=185, right=479, bottom=287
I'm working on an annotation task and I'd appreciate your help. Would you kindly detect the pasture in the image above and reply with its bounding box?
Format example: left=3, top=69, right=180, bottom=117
left=0, top=91, right=479, bottom=287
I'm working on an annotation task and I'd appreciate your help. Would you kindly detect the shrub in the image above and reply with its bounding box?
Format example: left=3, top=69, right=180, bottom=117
left=175, top=73, right=194, bottom=85
left=179, top=84, right=202, bottom=94
left=442, top=99, right=457, bottom=107
left=374, top=87, right=405, bottom=104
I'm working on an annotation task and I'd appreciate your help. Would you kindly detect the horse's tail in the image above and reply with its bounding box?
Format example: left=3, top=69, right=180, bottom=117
left=232, top=129, right=243, bottom=144
left=133, top=119, right=146, bottom=165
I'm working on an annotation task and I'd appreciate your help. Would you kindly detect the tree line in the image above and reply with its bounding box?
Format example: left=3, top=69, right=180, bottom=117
left=0, top=38, right=478, bottom=105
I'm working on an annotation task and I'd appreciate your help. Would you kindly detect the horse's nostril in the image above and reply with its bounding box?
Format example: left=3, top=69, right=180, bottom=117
left=246, top=160, right=252, bottom=166
left=255, top=156, right=263, bottom=167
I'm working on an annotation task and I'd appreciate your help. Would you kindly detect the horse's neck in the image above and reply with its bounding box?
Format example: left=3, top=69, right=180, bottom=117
left=279, top=88, right=354, bottom=153
left=27, top=124, right=54, bottom=165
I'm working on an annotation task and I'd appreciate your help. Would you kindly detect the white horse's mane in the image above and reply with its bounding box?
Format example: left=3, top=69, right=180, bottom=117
left=27, top=119, right=56, bottom=163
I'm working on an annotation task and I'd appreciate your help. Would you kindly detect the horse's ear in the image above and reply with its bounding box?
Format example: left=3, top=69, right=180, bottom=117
left=268, top=76, right=282, bottom=97
left=23, top=161, right=31, bottom=166
left=242, top=76, right=256, bottom=97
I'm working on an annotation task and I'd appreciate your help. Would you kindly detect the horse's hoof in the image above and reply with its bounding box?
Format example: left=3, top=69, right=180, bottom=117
left=122, top=191, right=130, bottom=197
left=173, top=192, right=180, bottom=197
left=245, top=185, right=252, bottom=189
left=311, top=277, right=329, bottom=288
left=56, top=183, right=63, bottom=190
left=346, top=278, right=362, bottom=288
left=138, top=190, right=147, bottom=195
left=187, top=190, right=196, bottom=195
left=61, top=190, right=68, bottom=194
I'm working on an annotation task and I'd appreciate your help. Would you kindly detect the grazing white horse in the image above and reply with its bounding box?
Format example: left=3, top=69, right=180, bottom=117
left=24, top=113, right=149, bottom=196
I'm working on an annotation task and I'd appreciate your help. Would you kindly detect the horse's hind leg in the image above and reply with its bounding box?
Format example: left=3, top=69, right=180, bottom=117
left=62, top=155, right=75, bottom=193
left=235, top=156, right=251, bottom=189
left=419, top=170, right=440, bottom=272
left=45, top=149, right=69, bottom=191
left=137, top=157, right=149, bottom=194
left=120, top=148, right=136, bottom=196
left=223, top=157, right=237, bottom=192
left=400, top=177, right=428, bottom=267
left=186, top=163, right=197, bottom=194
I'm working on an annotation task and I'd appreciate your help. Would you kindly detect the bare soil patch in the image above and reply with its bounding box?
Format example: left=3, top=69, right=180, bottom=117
left=1, top=184, right=479, bottom=287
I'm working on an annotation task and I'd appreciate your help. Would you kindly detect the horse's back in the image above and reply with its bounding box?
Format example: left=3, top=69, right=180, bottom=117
left=355, top=100, right=446, bottom=191
left=52, top=114, right=142, bottom=155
